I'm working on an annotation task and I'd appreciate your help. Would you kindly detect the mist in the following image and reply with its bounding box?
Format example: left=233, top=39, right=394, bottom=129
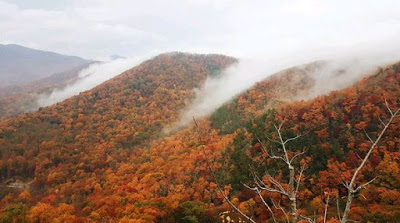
left=4, top=0, right=400, bottom=125
left=35, top=39, right=400, bottom=133
left=301, top=55, right=396, bottom=100
left=37, top=56, right=152, bottom=107
left=166, top=58, right=295, bottom=131
left=167, top=41, right=400, bottom=132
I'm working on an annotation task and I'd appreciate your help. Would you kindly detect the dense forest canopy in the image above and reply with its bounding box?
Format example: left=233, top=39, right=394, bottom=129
left=0, top=53, right=399, bottom=222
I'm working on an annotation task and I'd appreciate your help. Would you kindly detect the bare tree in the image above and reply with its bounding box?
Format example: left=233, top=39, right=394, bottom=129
left=340, top=100, right=400, bottom=223
left=195, top=98, right=399, bottom=223
left=243, top=122, right=306, bottom=223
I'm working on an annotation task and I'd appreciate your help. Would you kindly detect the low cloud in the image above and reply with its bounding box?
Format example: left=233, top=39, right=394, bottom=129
left=166, top=59, right=289, bottom=131
left=302, top=47, right=400, bottom=99
left=167, top=41, right=400, bottom=132
left=37, top=56, right=151, bottom=107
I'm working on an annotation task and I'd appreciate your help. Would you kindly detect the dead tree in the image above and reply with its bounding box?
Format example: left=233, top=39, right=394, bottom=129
left=195, top=99, right=398, bottom=223
left=339, top=100, right=400, bottom=223
left=243, top=122, right=306, bottom=223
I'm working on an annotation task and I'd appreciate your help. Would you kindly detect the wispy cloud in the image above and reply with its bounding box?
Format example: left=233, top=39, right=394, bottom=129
left=37, top=55, right=152, bottom=107
left=167, top=39, right=400, bottom=132
left=2, top=0, right=400, bottom=59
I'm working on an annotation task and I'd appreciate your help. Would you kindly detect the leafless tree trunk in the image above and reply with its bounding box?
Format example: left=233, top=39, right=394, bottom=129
left=341, top=100, right=399, bottom=223
left=289, top=165, right=297, bottom=223
left=323, top=191, right=330, bottom=223
left=243, top=122, right=305, bottom=223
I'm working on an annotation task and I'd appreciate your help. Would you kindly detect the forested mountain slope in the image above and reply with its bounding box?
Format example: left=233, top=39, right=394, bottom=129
left=0, top=53, right=235, bottom=181
left=0, top=53, right=237, bottom=223
left=219, top=63, right=400, bottom=222
left=0, top=62, right=94, bottom=119
left=0, top=53, right=399, bottom=222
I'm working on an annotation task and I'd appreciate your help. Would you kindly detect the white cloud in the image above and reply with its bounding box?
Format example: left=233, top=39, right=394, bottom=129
left=1, top=0, right=400, bottom=60
left=280, top=0, right=330, bottom=16
left=1, top=0, right=400, bottom=115
left=167, top=36, right=400, bottom=131
left=37, top=54, right=154, bottom=107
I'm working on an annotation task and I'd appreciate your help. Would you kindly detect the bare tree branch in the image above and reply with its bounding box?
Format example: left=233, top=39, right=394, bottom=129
left=385, top=99, right=394, bottom=117
left=242, top=182, right=277, bottom=223
left=342, top=181, right=350, bottom=191
left=363, top=129, right=374, bottom=144
left=259, top=173, right=289, bottom=196
left=295, top=163, right=306, bottom=196
left=359, top=194, right=367, bottom=200
left=378, top=116, right=387, bottom=127
left=265, top=135, right=284, bottom=145
left=337, top=194, right=342, bottom=222
left=290, top=148, right=307, bottom=164
left=323, top=192, right=330, bottom=223
left=299, top=214, right=315, bottom=223
left=252, top=173, right=289, bottom=196
left=341, top=100, right=399, bottom=223
left=274, top=122, right=291, bottom=164
left=271, top=199, right=290, bottom=223
left=258, top=137, right=289, bottom=163
left=354, top=152, right=363, bottom=161
left=256, top=190, right=277, bottom=223
left=273, top=122, right=284, bottom=133
left=284, top=134, right=303, bottom=145
left=354, top=177, right=377, bottom=193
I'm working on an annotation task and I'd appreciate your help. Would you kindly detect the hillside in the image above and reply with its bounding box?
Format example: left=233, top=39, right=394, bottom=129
left=0, top=54, right=399, bottom=222
left=208, top=61, right=324, bottom=134
left=216, top=64, right=400, bottom=222
left=0, top=53, right=234, bottom=177
left=0, top=62, right=94, bottom=119
left=0, top=44, right=90, bottom=87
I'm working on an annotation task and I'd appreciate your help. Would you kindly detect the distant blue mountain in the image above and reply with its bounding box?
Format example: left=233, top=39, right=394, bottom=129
left=110, top=54, right=127, bottom=60
left=0, top=44, right=91, bottom=87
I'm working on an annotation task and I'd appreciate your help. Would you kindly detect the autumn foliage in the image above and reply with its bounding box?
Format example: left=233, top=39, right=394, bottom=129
left=0, top=53, right=399, bottom=222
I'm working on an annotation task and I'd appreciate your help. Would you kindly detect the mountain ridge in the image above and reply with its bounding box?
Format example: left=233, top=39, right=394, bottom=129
left=0, top=44, right=91, bottom=87
left=0, top=53, right=399, bottom=222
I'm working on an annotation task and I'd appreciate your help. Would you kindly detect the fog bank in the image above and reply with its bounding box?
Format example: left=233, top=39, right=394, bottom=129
left=168, top=42, right=400, bottom=132
left=37, top=56, right=151, bottom=107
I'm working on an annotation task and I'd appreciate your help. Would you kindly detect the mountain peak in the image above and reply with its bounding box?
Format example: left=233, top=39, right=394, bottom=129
left=110, top=54, right=127, bottom=60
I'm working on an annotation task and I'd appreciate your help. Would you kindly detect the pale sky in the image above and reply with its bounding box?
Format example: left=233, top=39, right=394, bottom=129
left=1, top=0, right=400, bottom=60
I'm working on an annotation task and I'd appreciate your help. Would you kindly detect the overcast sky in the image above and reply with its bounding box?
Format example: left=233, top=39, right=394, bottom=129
left=1, top=0, right=400, bottom=60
